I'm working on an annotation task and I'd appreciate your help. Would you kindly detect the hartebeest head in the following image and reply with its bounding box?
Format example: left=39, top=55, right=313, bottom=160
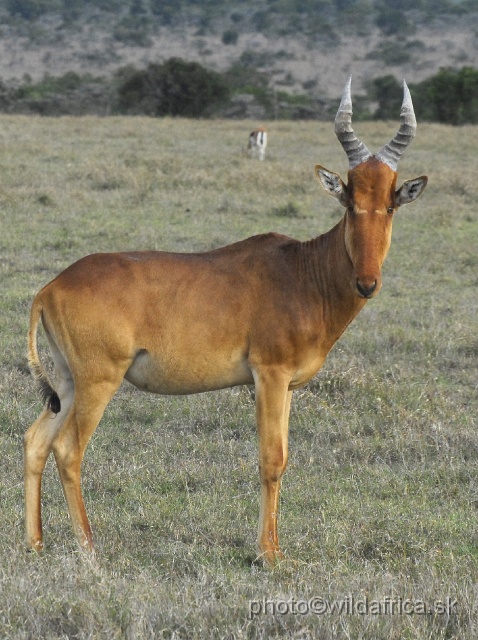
left=315, top=77, right=427, bottom=299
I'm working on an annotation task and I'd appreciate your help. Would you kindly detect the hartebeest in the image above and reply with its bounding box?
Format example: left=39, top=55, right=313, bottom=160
left=24, top=78, right=427, bottom=565
left=247, top=128, right=267, bottom=160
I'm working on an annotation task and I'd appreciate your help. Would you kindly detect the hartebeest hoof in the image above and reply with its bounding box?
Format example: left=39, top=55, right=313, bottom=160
left=26, top=538, right=44, bottom=553
left=258, top=547, right=285, bottom=567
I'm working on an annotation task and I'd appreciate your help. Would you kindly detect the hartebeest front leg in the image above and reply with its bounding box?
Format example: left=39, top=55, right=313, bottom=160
left=253, top=369, right=293, bottom=565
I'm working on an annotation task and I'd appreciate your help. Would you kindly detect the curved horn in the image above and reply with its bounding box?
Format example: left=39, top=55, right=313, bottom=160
left=335, top=76, right=372, bottom=169
left=376, top=80, right=417, bottom=171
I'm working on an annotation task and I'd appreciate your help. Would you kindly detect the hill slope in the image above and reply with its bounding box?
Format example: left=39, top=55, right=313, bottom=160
left=0, top=1, right=477, bottom=100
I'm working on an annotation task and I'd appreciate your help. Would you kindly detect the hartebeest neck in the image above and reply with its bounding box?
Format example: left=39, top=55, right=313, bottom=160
left=297, top=217, right=367, bottom=331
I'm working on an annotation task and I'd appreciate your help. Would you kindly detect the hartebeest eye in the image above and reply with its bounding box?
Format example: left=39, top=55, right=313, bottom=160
left=387, top=206, right=394, bottom=214
left=347, top=203, right=354, bottom=213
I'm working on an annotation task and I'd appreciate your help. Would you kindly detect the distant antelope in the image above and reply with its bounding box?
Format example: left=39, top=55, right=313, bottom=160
left=247, top=128, right=267, bottom=160
left=24, top=78, right=427, bottom=565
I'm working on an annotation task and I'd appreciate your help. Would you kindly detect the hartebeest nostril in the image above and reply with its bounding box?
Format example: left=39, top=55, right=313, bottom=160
left=356, top=279, right=377, bottom=298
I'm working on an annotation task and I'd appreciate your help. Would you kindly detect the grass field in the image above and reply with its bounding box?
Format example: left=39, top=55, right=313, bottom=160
left=0, top=115, right=477, bottom=639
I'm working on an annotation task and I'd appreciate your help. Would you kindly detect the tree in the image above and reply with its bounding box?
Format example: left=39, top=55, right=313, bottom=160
left=375, top=7, right=411, bottom=35
left=6, top=0, right=61, bottom=19
left=369, top=75, right=402, bottom=120
left=222, top=29, right=239, bottom=45
left=413, top=67, right=478, bottom=124
left=150, top=0, right=182, bottom=24
left=116, top=59, right=230, bottom=117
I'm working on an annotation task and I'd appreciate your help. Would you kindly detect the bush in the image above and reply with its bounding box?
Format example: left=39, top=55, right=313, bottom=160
left=412, top=67, right=478, bottom=124
left=6, top=0, right=61, bottom=19
left=367, top=67, right=478, bottom=125
left=222, top=29, right=238, bottom=45
left=14, top=72, right=99, bottom=100
left=116, top=58, right=230, bottom=117
left=150, top=0, right=182, bottom=24
left=5, top=72, right=111, bottom=116
left=375, top=7, right=411, bottom=35
left=222, top=65, right=269, bottom=92
left=113, top=16, right=153, bottom=47
left=366, top=42, right=411, bottom=66
left=368, top=75, right=403, bottom=120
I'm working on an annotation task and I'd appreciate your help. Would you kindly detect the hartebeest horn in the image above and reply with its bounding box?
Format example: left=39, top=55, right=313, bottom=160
left=376, top=80, right=417, bottom=171
left=335, top=76, right=372, bottom=169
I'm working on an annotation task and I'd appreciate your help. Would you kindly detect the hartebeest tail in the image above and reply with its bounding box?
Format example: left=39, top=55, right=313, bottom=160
left=24, top=77, right=427, bottom=565
left=27, top=298, right=60, bottom=414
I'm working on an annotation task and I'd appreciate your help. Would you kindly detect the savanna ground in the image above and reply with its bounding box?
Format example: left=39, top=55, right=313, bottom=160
left=0, top=115, right=477, bottom=639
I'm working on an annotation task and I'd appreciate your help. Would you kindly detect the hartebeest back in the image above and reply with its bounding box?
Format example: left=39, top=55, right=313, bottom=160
left=24, top=78, right=427, bottom=565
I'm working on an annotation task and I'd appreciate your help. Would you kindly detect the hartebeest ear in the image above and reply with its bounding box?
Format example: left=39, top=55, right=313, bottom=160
left=396, top=176, right=428, bottom=207
left=315, top=165, right=348, bottom=206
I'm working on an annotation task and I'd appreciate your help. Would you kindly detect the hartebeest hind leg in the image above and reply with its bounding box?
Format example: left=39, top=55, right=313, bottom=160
left=49, top=378, right=124, bottom=551
left=24, top=377, right=75, bottom=551
left=24, top=358, right=124, bottom=553
left=254, top=369, right=293, bottom=564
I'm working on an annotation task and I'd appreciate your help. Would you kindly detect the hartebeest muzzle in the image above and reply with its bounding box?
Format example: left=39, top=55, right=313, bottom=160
left=356, top=278, right=377, bottom=299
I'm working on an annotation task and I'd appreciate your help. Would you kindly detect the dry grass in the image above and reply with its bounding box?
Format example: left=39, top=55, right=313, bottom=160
left=0, top=115, right=477, bottom=639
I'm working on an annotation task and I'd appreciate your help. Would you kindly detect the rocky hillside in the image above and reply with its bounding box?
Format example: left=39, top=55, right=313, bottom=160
left=0, top=1, right=477, bottom=102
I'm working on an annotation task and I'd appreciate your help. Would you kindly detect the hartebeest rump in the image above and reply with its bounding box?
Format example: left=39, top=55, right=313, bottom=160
left=24, top=78, right=427, bottom=565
